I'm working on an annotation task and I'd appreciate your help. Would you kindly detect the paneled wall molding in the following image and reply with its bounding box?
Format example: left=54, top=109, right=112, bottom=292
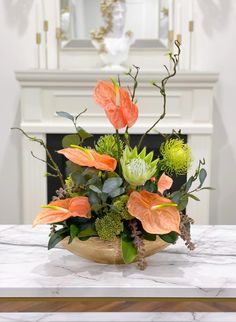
left=16, top=70, right=218, bottom=224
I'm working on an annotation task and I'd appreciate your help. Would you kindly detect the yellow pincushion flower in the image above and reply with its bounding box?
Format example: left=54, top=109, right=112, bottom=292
left=160, top=139, right=192, bottom=175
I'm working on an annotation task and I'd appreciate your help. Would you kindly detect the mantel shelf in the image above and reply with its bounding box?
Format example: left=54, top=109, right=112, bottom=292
left=15, top=70, right=218, bottom=88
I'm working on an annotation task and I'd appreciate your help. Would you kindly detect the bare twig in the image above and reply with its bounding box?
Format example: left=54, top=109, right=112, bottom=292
left=12, top=127, right=64, bottom=187
left=30, top=151, right=58, bottom=172
left=137, top=41, right=181, bottom=150
left=126, top=65, right=140, bottom=102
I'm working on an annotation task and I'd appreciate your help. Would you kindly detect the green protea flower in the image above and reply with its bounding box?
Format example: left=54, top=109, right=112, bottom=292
left=160, top=138, right=192, bottom=175
left=121, top=147, right=158, bottom=188
left=95, top=135, right=124, bottom=160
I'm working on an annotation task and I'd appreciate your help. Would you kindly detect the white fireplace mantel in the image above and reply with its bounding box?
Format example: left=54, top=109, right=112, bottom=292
left=16, top=69, right=218, bottom=224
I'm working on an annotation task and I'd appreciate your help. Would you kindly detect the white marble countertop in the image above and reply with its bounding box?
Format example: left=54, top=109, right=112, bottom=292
left=0, top=225, right=236, bottom=298
left=0, top=312, right=236, bottom=322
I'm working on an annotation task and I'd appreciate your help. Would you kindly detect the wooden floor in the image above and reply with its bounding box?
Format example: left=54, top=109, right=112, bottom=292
left=0, top=300, right=236, bottom=312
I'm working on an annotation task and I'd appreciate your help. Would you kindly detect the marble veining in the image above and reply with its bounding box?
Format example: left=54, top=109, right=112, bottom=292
left=0, top=313, right=235, bottom=322
left=0, top=225, right=236, bottom=298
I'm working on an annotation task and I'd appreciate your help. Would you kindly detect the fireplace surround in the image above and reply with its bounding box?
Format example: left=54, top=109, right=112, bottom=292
left=16, top=70, right=218, bottom=224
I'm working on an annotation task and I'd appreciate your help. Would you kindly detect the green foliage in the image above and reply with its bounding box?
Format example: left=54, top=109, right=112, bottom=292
left=70, top=224, right=79, bottom=239
left=102, top=177, right=123, bottom=193
left=66, top=218, right=98, bottom=243
left=77, top=224, right=97, bottom=238
left=168, top=159, right=212, bottom=212
left=68, top=162, right=125, bottom=208
left=62, top=134, right=81, bottom=148
left=121, top=236, right=137, bottom=264
left=94, top=195, right=132, bottom=241
left=88, top=176, right=125, bottom=206
left=177, top=196, right=189, bottom=211
left=112, top=195, right=133, bottom=220
left=95, top=212, right=123, bottom=241
left=144, top=180, right=157, bottom=193
left=48, top=227, right=69, bottom=250
left=71, top=171, right=86, bottom=186
left=56, top=110, right=92, bottom=144
left=95, top=135, right=124, bottom=159
left=142, top=230, right=157, bottom=241
left=159, top=231, right=178, bottom=244
left=65, top=176, right=78, bottom=197
left=160, top=139, right=192, bottom=175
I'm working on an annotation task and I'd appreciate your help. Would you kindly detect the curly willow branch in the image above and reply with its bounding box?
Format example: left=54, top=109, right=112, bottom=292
left=137, top=40, right=181, bottom=150
left=12, top=127, right=64, bottom=187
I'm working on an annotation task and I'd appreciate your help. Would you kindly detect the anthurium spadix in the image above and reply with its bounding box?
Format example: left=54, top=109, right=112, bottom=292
left=120, top=146, right=158, bottom=188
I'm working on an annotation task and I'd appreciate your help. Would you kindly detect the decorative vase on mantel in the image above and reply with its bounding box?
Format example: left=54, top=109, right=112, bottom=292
left=90, top=0, right=135, bottom=71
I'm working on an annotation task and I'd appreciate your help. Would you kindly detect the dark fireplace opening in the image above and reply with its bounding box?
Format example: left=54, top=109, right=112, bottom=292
left=46, top=134, right=187, bottom=203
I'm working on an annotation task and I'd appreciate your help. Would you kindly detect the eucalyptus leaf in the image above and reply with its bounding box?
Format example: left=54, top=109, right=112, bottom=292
left=66, top=161, right=83, bottom=174
left=185, top=176, right=194, bottom=193
left=82, top=168, right=99, bottom=177
left=88, top=191, right=101, bottom=205
left=62, top=134, right=81, bottom=149
left=56, top=111, right=74, bottom=122
left=71, top=171, right=86, bottom=185
left=121, top=237, right=137, bottom=264
left=77, top=127, right=92, bottom=141
left=48, top=227, right=69, bottom=250
left=177, top=196, right=189, bottom=211
left=188, top=194, right=200, bottom=201
left=109, top=187, right=125, bottom=198
left=89, top=185, right=102, bottom=194
left=86, top=176, right=102, bottom=189
left=199, top=168, right=207, bottom=188
left=159, top=231, right=178, bottom=244
left=171, top=191, right=182, bottom=204
left=101, top=192, right=108, bottom=203
left=102, top=177, right=123, bottom=193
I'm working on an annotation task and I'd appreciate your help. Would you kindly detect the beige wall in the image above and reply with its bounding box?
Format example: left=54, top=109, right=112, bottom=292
left=0, top=0, right=235, bottom=224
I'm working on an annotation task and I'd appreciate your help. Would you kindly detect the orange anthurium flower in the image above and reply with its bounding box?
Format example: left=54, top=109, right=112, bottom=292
left=33, top=196, right=91, bottom=227
left=127, top=190, right=180, bottom=235
left=57, top=145, right=117, bottom=172
left=93, top=80, right=138, bottom=130
left=157, top=173, right=173, bottom=194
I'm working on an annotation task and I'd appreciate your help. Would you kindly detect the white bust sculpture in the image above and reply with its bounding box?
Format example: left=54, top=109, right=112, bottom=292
left=91, top=0, right=135, bottom=70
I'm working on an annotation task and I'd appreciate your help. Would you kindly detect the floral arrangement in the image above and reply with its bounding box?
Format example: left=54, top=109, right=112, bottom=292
left=14, top=42, right=211, bottom=269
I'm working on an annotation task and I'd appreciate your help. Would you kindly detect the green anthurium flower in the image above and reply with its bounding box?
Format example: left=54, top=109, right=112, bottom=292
left=120, top=146, right=158, bottom=188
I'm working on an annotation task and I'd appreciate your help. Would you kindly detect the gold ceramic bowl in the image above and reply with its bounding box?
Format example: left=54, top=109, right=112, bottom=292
left=61, top=236, right=169, bottom=264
